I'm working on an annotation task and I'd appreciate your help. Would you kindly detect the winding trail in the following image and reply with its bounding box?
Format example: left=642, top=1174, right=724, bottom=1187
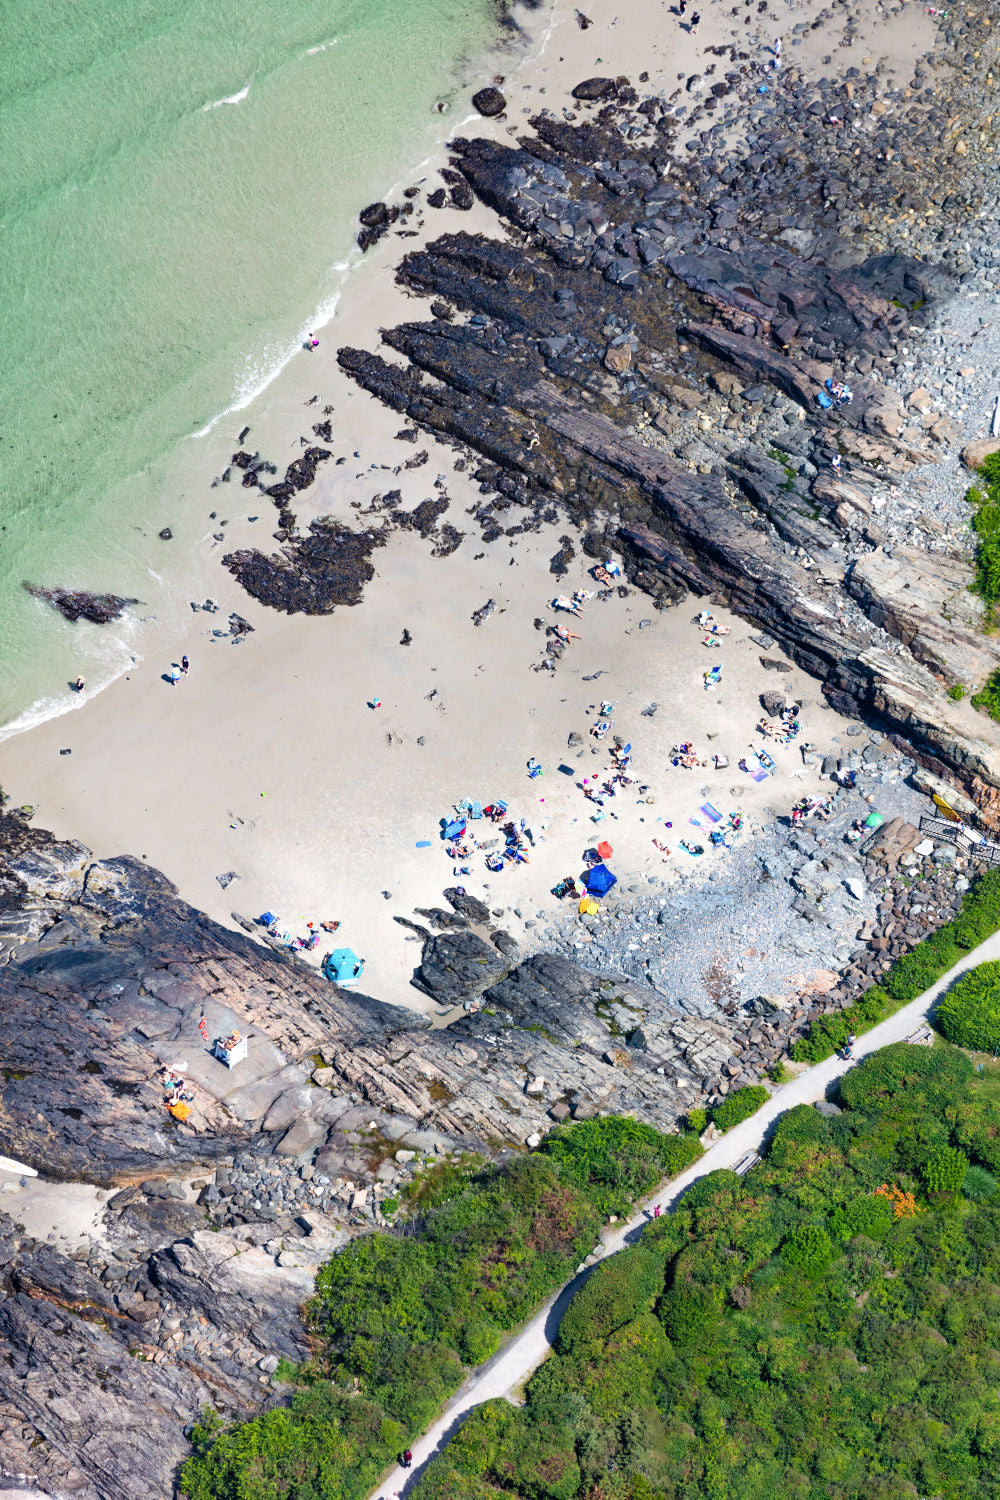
left=372, top=928, right=1000, bottom=1498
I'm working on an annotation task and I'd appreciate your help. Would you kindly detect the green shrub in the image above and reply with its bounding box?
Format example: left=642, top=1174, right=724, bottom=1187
left=840, top=1040, right=973, bottom=1114
left=884, top=931, right=961, bottom=1002
left=781, top=1223, right=833, bottom=1273
left=937, top=962, right=1000, bottom=1052
left=711, top=1084, right=770, bottom=1133
left=830, top=1194, right=894, bottom=1242
left=401, top=1152, right=485, bottom=1212
left=792, top=986, right=891, bottom=1064
left=949, top=683, right=967, bottom=701
left=772, top=1103, right=832, bottom=1147
left=660, top=1266, right=724, bottom=1343
left=966, top=454, right=1000, bottom=611
left=962, top=1165, right=998, bottom=1200
left=973, top=671, right=1000, bottom=723
left=540, top=1116, right=701, bottom=1217
left=687, top=1106, right=708, bottom=1133
left=181, top=1387, right=396, bottom=1500
left=952, top=870, right=1000, bottom=949
left=556, top=1245, right=664, bottom=1357
left=922, top=1146, right=969, bottom=1195
left=768, top=1060, right=789, bottom=1083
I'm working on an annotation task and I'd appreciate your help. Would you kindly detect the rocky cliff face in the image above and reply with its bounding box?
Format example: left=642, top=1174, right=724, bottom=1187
left=0, top=810, right=787, bottom=1186
left=0, top=801, right=808, bottom=1498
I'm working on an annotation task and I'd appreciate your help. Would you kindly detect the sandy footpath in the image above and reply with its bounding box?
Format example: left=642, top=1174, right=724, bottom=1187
left=0, top=0, right=928, bottom=1011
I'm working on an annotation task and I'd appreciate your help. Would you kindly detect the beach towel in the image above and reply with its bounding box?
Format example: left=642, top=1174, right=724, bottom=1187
left=470, top=802, right=483, bottom=820
left=700, top=803, right=722, bottom=823
left=415, top=840, right=432, bottom=848
left=751, top=770, right=768, bottom=783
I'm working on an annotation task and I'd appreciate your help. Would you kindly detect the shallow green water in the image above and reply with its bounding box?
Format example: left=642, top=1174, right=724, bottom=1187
left=0, top=0, right=494, bottom=732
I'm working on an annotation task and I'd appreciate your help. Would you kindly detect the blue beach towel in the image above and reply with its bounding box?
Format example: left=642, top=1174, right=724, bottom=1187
left=700, top=803, right=722, bottom=823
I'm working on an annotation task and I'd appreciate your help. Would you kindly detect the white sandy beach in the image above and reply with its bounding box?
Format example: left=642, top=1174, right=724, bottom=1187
left=0, top=0, right=929, bottom=1011
left=2, top=504, right=856, bottom=1008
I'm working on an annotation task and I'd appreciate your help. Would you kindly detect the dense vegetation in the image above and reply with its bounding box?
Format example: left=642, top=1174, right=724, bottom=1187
left=709, top=1083, right=769, bottom=1132
left=181, top=1118, right=701, bottom=1500
left=411, top=1040, right=1000, bottom=1500
left=966, top=451, right=1000, bottom=611
left=793, top=867, right=1000, bottom=1063
left=938, top=960, right=1000, bottom=1052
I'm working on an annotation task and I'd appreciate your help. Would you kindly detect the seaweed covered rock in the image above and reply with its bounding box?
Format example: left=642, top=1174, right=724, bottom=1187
left=23, top=585, right=141, bottom=624
left=223, top=518, right=387, bottom=614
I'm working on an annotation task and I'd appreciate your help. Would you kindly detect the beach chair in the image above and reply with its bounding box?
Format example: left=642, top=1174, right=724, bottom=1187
left=816, top=389, right=834, bottom=409
left=470, top=801, right=483, bottom=820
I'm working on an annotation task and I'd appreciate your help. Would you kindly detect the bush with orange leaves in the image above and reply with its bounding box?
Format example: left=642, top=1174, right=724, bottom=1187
left=875, top=1183, right=922, bottom=1220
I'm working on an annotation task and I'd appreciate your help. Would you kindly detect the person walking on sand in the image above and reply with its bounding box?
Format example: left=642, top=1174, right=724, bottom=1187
left=169, top=664, right=182, bottom=686
left=690, top=11, right=700, bottom=27
left=181, top=655, right=189, bottom=676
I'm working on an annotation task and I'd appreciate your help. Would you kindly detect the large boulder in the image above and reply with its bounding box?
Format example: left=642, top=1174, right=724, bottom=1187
left=414, top=929, right=511, bottom=1005
left=572, top=76, right=618, bottom=101
left=962, top=437, right=1000, bottom=470
left=472, top=86, right=506, bottom=116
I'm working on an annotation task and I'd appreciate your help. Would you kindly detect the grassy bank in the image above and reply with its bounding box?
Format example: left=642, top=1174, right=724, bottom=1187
left=791, top=866, right=1000, bottom=1064
left=180, top=1118, right=702, bottom=1500
left=411, top=1039, right=1000, bottom=1499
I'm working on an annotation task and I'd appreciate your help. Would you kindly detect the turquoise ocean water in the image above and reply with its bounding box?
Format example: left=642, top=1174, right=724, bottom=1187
left=0, top=0, right=495, bottom=733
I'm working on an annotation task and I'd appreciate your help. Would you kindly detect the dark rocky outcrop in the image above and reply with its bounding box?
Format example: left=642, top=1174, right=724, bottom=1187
left=222, top=518, right=387, bottom=614
left=413, top=928, right=512, bottom=1004
left=23, top=586, right=141, bottom=624
left=331, top=97, right=1000, bottom=807
left=472, top=86, right=506, bottom=117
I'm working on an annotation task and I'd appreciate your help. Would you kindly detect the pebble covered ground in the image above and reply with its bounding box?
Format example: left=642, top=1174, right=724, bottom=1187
left=515, top=732, right=929, bottom=1014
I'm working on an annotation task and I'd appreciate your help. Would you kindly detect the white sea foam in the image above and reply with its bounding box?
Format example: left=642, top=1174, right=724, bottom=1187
left=189, top=263, right=353, bottom=440
left=202, top=82, right=251, bottom=111
left=0, top=691, right=82, bottom=743
left=305, top=37, right=340, bottom=56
